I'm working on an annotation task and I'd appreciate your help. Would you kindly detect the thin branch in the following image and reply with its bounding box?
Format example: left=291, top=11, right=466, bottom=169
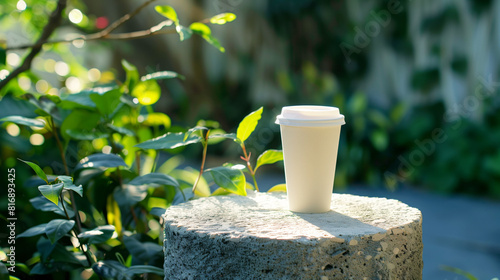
left=0, top=0, right=67, bottom=90
left=7, top=25, right=176, bottom=51
left=241, top=143, right=259, bottom=191
left=0, top=0, right=161, bottom=89
left=192, top=131, right=210, bottom=193
left=99, top=0, right=159, bottom=37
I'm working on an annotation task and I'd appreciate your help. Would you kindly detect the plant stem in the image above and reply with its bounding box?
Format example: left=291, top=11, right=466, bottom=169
left=0, top=0, right=67, bottom=90
left=135, top=151, right=141, bottom=174
left=50, top=117, right=84, bottom=233
left=50, top=117, right=69, bottom=176
left=192, top=131, right=209, bottom=193
left=60, top=193, right=93, bottom=268
left=241, top=143, right=259, bottom=192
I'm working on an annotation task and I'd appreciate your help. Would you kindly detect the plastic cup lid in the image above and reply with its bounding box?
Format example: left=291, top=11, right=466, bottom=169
left=275, top=105, right=345, bottom=127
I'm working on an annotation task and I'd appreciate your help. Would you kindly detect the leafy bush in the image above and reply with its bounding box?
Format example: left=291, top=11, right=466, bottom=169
left=0, top=3, right=284, bottom=279
left=1, top=59, right=283, bottom=278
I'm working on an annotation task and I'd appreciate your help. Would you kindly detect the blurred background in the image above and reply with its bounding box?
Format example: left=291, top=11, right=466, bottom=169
left=1, top=0, right=500, bottom=279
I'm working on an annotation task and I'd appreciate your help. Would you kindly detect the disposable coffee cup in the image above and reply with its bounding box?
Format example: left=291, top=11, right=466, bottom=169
left=276, top=106, right=345, bottom=213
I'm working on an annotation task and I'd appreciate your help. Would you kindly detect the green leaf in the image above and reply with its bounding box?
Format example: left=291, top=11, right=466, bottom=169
left=267, top=184, right=286, bottom=193
left=141, top=71, right=184, bottom=81
left=38, top=183, right=63, bottom=206
left=208, top=132, right=237, bottom=141
left=18, top=159, right=48, bottom=183
left=155, top=5, right=178, bottom=24
left=78, top=225, right=115, bottom=244
left=150, top=207, right=167, bottom=217
left=255, top=149, right=283, bottom=171
left=114, top=184, right=148, bottom=207
left=208, top=166, right=247, bottom=196
left=132, top=80, right=161, bottom=105
left=142, top=112, right=171, bottom=128
left=185, top=126, right=208, bottom=140
left=123, top=236, right=163, bottom=264
left=107, top=123, right=135, bottom=136
left=127, top=265, right=164, bottom=276
left=60, top=88, right=114, bottom=110
left=45, top=219, right=75, bottom=244
left=236, top=107, right=263, bottom=143
left=57, top=175, right=83, bottom=197
left=17, top=223, right=48, bottom=238
left=122, top=60, right=139, bottom=93
left=43, top=237, right=82, bottom=265
left=60, top=109, right=101, bottom=141
left=176, top=25, right=193, bottom=41
left=65, top=130, right=109, bottom=140
left=135, top=132, right=202, bottom=150
left=0, top=116, right=45, bottom=127
left=92, top=261, right=131, bottom=280
left=23, top=94, right=59, bottom=117
left=201, top=34, right=225, bottom=52
left=211, top=187, right=231, bottom=196
left=189, top=22, right=211, bottom=35
left=90, top=88, right=123, bottom=116
left=128, top=173, right=179, bottom=188
left=30, top=196, right=74, bottom=217
left=207, top=131, right=236, bottom=145
left=75, top=153, right=128, bottom=170
left=209, top=13, right=237, bottom=25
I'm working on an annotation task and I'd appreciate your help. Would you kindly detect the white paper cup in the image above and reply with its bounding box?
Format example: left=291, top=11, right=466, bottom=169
left=276, top=106, right=345, bottom=213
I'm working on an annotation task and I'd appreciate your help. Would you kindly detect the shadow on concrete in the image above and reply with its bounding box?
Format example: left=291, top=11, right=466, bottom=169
left=295, top=210, right=385, bottom=238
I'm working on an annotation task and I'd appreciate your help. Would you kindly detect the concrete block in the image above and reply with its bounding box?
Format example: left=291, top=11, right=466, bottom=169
left=163, top=191, right=423, bottom=279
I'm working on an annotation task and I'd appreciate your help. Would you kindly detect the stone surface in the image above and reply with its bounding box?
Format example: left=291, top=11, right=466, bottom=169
left=163, top=191, right=423, bottom=280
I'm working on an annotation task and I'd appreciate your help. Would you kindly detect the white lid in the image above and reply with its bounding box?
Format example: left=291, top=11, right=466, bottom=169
left=275, top=105, right=345, bottom=127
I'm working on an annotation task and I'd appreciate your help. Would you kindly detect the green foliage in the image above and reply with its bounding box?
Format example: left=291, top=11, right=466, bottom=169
left=0, top=116, right=45, bottom=127
left=4, top=57, right=281, bottom=279
left=236, top=107, right=263, bottom=143
left=0, top=4, right=282, bottom=279
left=155, top=6, right=178, bottom=25
left=44, top=219, right=75, bottom=244
left=154, top=5, right=233, bottom=51
left=132, top=80, right=161, bottom=106
left=76, top=153, right=128, bottom=170
left=267, top=183, right=286, bottom=193
left=37, top=183, right=63, bottom=206
left=255, top=149, right=283, bottom=172
left=19, top=159, right=49, bottom=183
left=208, top=166, right=247, bottom=196
left=210, top=13, right=237, bottom=25
left=135, top=132, right=202, bottom=150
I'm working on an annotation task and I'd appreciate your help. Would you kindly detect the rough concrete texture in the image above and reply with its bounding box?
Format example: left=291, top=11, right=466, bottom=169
left=163, top=191, right=423, bottom=280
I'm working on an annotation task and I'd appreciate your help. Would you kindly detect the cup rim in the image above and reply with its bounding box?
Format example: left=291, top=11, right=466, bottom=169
left=275, top=105, right=345, bottom=127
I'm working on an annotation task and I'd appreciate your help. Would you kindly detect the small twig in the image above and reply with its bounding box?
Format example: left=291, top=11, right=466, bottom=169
left=7, top=26, right=176, bottom=51
left=98, top=0, right=159, bottom=37
left=135, top=151, right=141, bottom=174
left=0, top=0, right=67, bottom=90
left=241, top=143, right=259, bottom=191
left=192, top=131, right=209, bottom=193
left=60, top=193, right=93, bottom=267
left=50, top=117, right=69, bottom=176
left=50, top=117, right=84, bottom=233
left=0, top=0, right=161, bottom=90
